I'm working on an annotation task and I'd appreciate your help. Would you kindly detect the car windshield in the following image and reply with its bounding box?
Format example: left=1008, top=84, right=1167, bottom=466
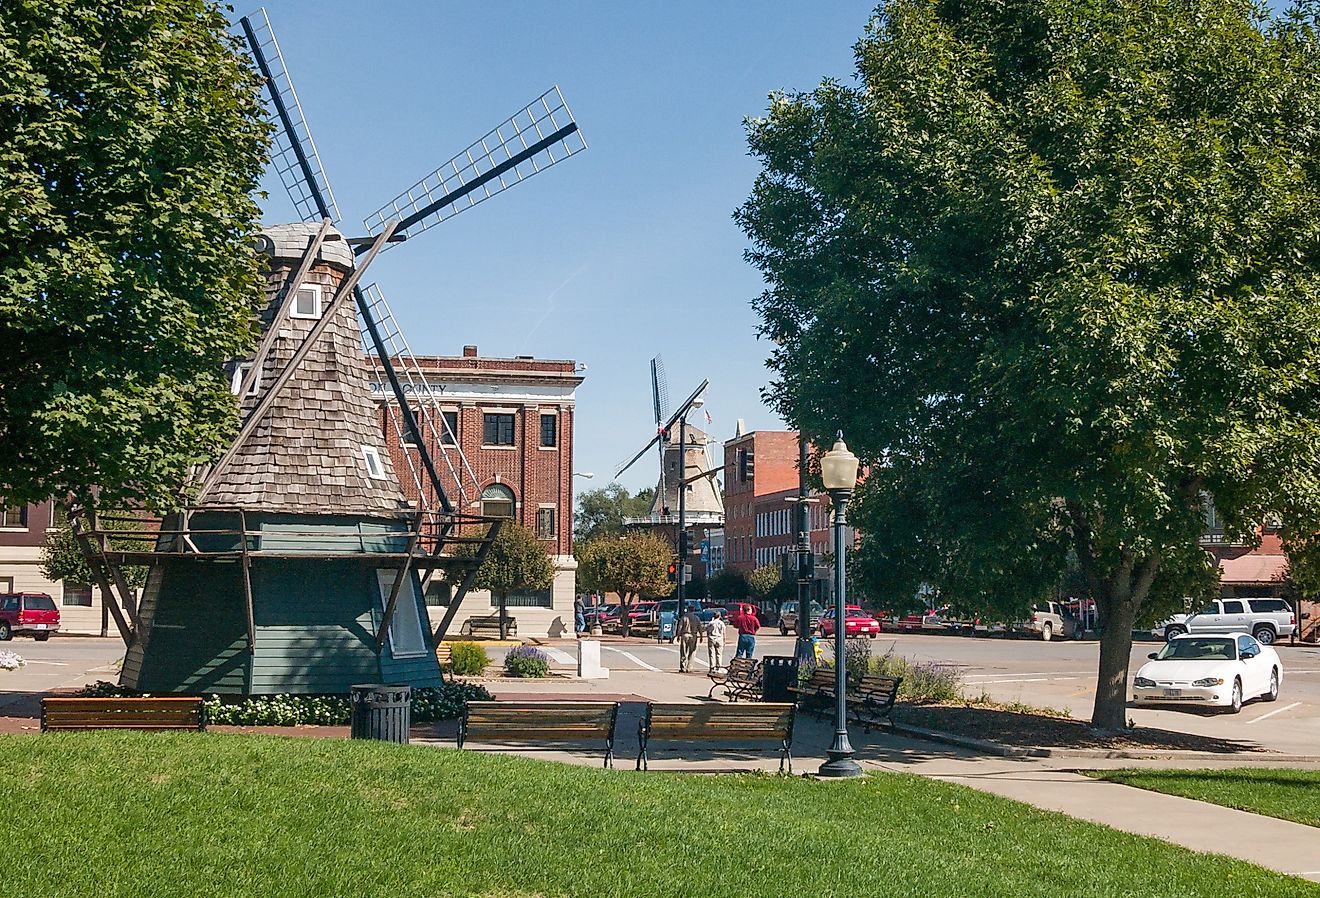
left=1156, top=637, right=1236, bottom=661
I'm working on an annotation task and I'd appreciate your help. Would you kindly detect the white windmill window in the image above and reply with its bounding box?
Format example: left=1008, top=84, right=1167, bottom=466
left=290, top=283, right=322, bottom=319
left=362, top=445, right=387, bottom=479
left=230, top=363, right=259, bottom=396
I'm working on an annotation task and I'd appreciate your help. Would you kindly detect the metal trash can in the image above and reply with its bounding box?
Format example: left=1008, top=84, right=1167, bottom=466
left=759, top=655, right=798, bottom=703
left=350, top=684, right=411, bottom=744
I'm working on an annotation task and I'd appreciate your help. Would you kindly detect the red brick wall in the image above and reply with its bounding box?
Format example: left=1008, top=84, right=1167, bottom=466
left=377, top=355, right=579, bottom=558
left=724, top=431, right=806, bottom=572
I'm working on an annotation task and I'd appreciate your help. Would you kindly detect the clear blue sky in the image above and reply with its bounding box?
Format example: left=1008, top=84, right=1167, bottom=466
left=239, top=2, right=874, bottom=495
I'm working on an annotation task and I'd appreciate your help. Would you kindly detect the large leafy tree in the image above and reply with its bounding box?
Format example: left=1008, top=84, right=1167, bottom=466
left=573, top=484, right=656, bottom=544
left=0, top=1, right=269, bottom=512
left=737, top=0, right=1320, bottom=728
left=466, top=522, right=555, bottom=639
left=575, top=532, right=671, bottom=636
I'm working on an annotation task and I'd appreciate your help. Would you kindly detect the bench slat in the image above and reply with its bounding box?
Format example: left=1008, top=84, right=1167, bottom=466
left=41, top=696, right=205, bottom=733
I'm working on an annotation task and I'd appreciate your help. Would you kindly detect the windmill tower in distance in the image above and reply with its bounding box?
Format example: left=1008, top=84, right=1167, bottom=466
left=616, top=362, right=724, bottom=592
left=74, top=8, right=587, bottom=695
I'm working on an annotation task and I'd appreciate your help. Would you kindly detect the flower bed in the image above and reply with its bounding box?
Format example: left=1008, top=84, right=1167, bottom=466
left=0, top=651, right=25, bottom=671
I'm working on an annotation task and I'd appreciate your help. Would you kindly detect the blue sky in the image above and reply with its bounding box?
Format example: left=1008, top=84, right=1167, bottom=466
left=240, top=2, right=873, bottom=494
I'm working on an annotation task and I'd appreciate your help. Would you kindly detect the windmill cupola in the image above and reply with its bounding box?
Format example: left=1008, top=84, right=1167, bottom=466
left=255, top=222, right=355, bottom=272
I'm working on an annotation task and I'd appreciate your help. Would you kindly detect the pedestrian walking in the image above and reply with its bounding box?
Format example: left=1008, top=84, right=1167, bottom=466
left=732, top=603, right=760, bottom=659
left=573, top=595, right=586, bottom=636
left=706, top=610, right=726, bottom=671
left=676, top=608, right=702, bottom=672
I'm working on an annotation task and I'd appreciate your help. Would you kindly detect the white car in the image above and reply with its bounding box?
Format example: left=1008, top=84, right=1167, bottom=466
left=1132, top=632, right=1282, bottom=714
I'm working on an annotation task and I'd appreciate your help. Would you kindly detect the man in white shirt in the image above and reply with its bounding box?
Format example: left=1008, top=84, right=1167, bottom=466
left=706, top=611, right=727, bottom=672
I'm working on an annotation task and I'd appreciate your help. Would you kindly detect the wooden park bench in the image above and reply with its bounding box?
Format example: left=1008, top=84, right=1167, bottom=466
left=464, top=615, right=517, bottom=640
left=787, top=666, right=838, bottom=706
left=41, top=697, right=206, bottom=732
left=636, top=702, right=796, bottom=772
left=845, top=674, right=902, bottom=732
left=458, top=701, right=619, bottom=768
left=707, top=657, right=762, bottom=702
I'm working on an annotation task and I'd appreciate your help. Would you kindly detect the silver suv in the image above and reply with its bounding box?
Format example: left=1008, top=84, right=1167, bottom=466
left=1159, top=598, right=1296, bottom=646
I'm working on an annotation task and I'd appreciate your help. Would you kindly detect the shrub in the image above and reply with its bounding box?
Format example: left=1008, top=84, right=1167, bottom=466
left=74, top=681, right=492, bottom=726
left=503, top=646, right=550, bottom=678
left=449, top=641, right=489, bottom=676
left=869, top=647, right=963, bottom=703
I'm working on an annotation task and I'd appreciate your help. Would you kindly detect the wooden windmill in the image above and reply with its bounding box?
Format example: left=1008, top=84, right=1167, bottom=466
left=72, top=8, right=586, bottom=694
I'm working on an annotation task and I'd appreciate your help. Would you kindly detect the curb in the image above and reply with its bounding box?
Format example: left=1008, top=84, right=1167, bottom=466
left=890, top=721, right=1320, bottom=763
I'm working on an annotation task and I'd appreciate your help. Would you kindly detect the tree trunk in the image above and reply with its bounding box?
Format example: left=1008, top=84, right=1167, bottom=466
left=498, top=591, right=509, bottom=640
left=1091, top=592, right=1139, bottom=730
left=620, top=597, right=632, bottom=638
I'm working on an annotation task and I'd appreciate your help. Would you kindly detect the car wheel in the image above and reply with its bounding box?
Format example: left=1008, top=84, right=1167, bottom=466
left=1265, top=668, right=1279, bottom=702
left=780, top=626, right=788, bottom=636
left=1041, top=622, right=1053, bottom=642
left=1164, top=625, right=1186, bottom=641
left=0, top=621, right=10, bottom=641
left=34, top=632, right=50, bottom=642
left=1226, top=679, right=1242, bottom=714
left=868, top=632, right=877, bottom=639
left=1252, top=626, right=1276, bottom=646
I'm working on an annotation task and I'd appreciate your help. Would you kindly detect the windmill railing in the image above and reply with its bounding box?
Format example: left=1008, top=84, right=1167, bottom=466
left=82, top=508, right=501, bottom=565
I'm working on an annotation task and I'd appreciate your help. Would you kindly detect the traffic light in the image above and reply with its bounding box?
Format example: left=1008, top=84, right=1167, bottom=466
left=678, top=529, right=690, bottom=559
left=667, top=561, right=678, bottom=583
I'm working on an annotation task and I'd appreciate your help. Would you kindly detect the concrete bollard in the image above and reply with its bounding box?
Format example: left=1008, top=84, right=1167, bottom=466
left=577, top=639, right=609, bottom=679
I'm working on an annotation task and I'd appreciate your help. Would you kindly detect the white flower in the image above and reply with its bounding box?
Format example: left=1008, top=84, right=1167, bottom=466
left=0, top=651, right=26, bottom=671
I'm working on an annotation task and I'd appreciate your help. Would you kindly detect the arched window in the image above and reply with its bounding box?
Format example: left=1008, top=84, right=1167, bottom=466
left=481, top=484, right=515, bottom=518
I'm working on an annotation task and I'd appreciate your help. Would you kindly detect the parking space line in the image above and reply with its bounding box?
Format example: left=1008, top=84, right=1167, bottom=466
left=969, top=676, right=1081, bottom=684
left=20, top=660, right=68, bottom=666
left=602, top=647, right=660, bottom=672
left=964, top=671, right=1090, bottom=679
left=1247, top=701, right=1301, bottom=725
left=541, top=647, right=577, bottom=664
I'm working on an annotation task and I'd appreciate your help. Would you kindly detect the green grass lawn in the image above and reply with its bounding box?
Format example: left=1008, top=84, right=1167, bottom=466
left=2, top=734, right=1315, bottom=898
left=1088, top=768, right=1320, bottom=829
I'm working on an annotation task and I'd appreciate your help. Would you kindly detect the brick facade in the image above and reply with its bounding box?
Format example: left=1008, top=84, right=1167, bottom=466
left=723, top=430, right=831, bottom=574
left=374, top=346, right=584, bottom=637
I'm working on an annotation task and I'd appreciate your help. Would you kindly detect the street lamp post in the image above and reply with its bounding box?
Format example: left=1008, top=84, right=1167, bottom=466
left=818, top=433, right=862, bottom=779
left=675, top=395, right=703, bottom=625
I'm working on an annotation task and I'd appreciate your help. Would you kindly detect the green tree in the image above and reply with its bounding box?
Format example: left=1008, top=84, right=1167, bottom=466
left=737, top=0, right=1320, bottom=729
left=465, top=523, right=555, bottom=639
left=0, top=1, right=270, bottom=512
left=573, top=484, right=655, bottom=544
left=706, top=568, right=748, bottom=604
left=576, top=532, right=671, bottom=636
left=746, top=564, right=789, bottom=606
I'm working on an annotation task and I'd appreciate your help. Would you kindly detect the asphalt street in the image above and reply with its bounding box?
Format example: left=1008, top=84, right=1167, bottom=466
left=2, top=633, right=1318, bottom=754
left=505, top=632, right=1320, bottom=755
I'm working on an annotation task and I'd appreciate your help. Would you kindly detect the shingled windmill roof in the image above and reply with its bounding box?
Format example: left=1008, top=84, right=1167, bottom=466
left=203, top=223, right=412, bottom=517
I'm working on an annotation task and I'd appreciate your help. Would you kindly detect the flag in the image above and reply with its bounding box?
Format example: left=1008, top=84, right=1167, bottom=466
left=704, top=409, right=712, bottom=425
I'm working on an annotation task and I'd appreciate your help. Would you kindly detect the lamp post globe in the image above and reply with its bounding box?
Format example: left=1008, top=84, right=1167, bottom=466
left=818, top=432, right=863, bottom=779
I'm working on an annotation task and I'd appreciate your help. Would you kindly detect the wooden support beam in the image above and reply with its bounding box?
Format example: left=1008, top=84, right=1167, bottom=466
left=239, top=510, right=256, bottom=654
left=68, top=511, right=133, bottom=645
left=432, top=519, right=503, bottom=643
left=88, top=506, right=141, bottom=631
left=196, top=220, right=398, bottom=503
left=376, top=512, right=424, bottom=652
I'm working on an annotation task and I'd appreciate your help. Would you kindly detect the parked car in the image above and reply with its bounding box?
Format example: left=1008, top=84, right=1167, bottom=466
left=0, top=592, right=60, bottom=641
left=1157, top=598, right=1296, bottom=645
left=778, top=600, right=823, bottom=636
left=1018, top=600, right=1077, bottom=641
left=819, top=605, right=881, bottom=638
left=1132, top=632, right=1282, bottom=713
left=888, top=606, right=946, bottom=632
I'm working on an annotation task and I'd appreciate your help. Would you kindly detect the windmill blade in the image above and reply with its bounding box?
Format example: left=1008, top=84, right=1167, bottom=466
left=362, top=86, right=586, bottom=245
left=238, top=8, right=342, bottom=223
left=613, top=378, right=710, bottom=480
left=650, top=356, right=670, bottom=426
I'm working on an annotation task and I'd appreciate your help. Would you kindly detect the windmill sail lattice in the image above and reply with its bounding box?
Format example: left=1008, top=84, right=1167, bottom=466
left=363, top=87, right=586, bottom=243
left=238, top=9, right=341, bottom=223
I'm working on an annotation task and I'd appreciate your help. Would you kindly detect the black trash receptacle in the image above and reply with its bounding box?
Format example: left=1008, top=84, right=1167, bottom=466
left=350, top=684, right=411, bottom=744
left=760, top=655, right=798, bottom=703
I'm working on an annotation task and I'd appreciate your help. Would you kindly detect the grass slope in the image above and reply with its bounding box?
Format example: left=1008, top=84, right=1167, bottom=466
left=1089, top=768, right=1320, bottom=829
left=1, top=733, right=1314, bottom=898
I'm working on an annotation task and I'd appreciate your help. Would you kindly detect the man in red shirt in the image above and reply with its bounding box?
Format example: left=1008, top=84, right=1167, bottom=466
left=731, top=603, right=760, bottom=659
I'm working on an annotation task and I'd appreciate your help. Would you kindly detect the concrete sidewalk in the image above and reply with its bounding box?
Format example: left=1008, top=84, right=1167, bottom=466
left=458, top=665, right=1320, bottom=882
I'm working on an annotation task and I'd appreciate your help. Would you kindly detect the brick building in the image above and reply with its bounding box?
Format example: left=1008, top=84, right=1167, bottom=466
left=376, top=345, right=584, bottom=637
left=722, top=428, right=832, bottom=575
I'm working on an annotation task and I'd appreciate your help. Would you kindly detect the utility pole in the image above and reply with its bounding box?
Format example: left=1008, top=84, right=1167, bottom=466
left=795, top=437, right=815, bottom=668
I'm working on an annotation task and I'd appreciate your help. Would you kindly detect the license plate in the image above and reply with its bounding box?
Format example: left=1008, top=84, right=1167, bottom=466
left=1164, top=688, right=1182, bottom=697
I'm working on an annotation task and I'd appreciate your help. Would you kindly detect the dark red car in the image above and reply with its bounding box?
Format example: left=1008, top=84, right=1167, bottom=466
left=819, top=605, right=881, bottom=638
left=0, top=592, right=60, bottom=641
